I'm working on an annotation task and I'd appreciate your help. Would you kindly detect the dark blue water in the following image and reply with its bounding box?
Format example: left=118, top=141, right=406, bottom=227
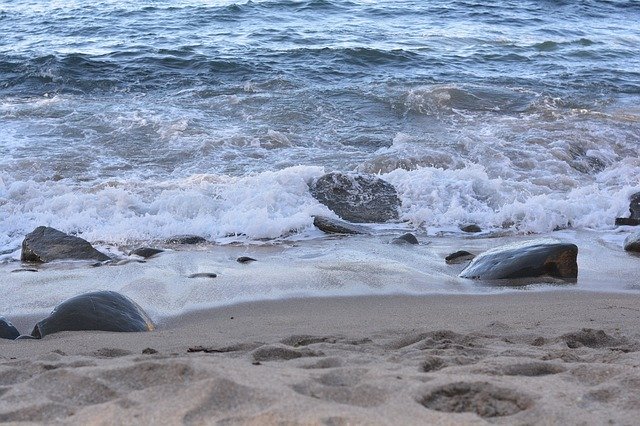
left=1, top=0, right=639, bottom=246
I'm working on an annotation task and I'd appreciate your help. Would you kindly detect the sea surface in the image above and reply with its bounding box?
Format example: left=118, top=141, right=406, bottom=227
left=1, top=0, right=640, bottom=249
left=1, top=0, right=640, bottom=316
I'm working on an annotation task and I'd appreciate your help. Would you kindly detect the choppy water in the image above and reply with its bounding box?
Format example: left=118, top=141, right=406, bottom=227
left=1, top=0, right=640, bottom=250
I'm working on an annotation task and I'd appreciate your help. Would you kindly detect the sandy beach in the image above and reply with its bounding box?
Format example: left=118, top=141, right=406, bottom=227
left=2, top=290, right=640, bottom=424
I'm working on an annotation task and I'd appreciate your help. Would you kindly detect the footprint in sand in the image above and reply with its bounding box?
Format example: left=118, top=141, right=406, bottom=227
left=419, top=381, right=533, bottom=418
left=291, top=368, right=387, bottom=407
left=251, top=344, right=321, bottom=362
left=182, top=378, right=272, bottom=424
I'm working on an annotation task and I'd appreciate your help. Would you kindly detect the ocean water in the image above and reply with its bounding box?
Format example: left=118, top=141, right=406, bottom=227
left=1, top=1, right=639, bottom=249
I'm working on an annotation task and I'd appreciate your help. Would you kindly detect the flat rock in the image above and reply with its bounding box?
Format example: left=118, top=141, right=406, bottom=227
left=31, top=291, right=155, bottom=338
left=623, top=231, right=640, bottom=252
left=460, top=224, right=482, bottom=233
left=21, top=226, right=110, bottom=263
left=313, top=216, right=368, bottom=235
left=130, top=247, right=164, bottom=258
left=459, top=240, right=578, bottom=281
left=0, top=317, right=20, bottom=340
left=188, top=273, right=218, bottom=278
left=309, top=172, right=400, bottom=223
left=391, top=233, right=419, bottom=245
left=446, top=250, right=476, bottom=264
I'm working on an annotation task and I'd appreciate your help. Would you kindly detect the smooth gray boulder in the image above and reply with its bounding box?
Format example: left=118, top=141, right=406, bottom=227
left=459, top=240, right=578, bottom=281
left=0, top=317, right=20, bottom=340
left=31, top=291, right=155, bottom=338
left=21, top=226, right=110, bottom=263
left=313, top=216, right=368, bottom=235
left=624, top=231, right=640, bottom=252
left=309, top=172, right=400, bottom=223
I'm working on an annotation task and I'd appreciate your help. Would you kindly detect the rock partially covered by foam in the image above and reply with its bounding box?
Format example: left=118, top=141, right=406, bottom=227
left=0, top=317, right=20, bottom=340
left=31, top=291, right=155, bottom=338
left=459, top=240, right=578, bottom=281
left=624, top=231, right=640, bottom=252
left=309, top=172, right=400, bottom=223
left=21, top=226, right=110, bottom=263
left=615, top=192, right=640, bottom=226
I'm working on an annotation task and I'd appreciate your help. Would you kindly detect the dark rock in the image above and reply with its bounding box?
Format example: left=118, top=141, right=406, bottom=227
left=309, top=172, right=400, bottom=223
left=21, top=226, right=110, bottom=263
left=391, top=233, right=419, bottom=245
left=237, top=256, right=257, bottom=263
left=460, top=224, right=482, bottom=233
left=142, top=347, right=158, bottom=355
left=130, top=247, right=164, bottom=258
left=630, top=192, right=640, bottom=219
left=615, top=218, right=640, bottom=226
left=313, top=216, right=368, bottom=235
left=0, top=317, right=20, bottom=340
left=165, top=235, right=207, bottom=245
left=615, top=192, right=640, bottom=226
left=459, top=241, right=578, bottom=281
left=623, top=231, right=640, bottom=252
left=31, top=291, right=155, bottom=338
left=188, top=273, right=217, bottom=278
left=445, top=251, right=476, bottom=264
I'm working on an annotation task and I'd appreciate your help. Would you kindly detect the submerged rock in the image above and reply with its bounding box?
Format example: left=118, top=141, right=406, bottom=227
left=624, top=231, right=640, bottom=252
left=31, top=291, right=155, bottom=338
left=130, top=247, right=164, bottom=258
left=459, top=241, right=578, bottom=281
left=188, top=272, right=218, bottom=278
left=165, top=235, right=207, bottom=245
left=0, top=317, right=20, bottom=340
left=460, top=224, right=482, bottom=233
left=309, top=172, right=400, bottom=223
left=391, top=233, right=419, bottom=245
left=21, top=226, right=110, bottom=263
left=445, top=250, right=476, bottom=264
left=313, top=216, right=368, bottom=235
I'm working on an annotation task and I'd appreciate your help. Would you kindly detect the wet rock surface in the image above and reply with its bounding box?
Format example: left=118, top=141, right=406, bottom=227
left=165, top=235, right=207, bottom=245
left=391, top=233, right=419, bottom=245
left=21, top=226, right=110, bottom=263
left=31, top=291, right=155, bottom=338
left=445, top=251, right=476, bottom=264
left=129, top=247, right=164, bottom=258
left=459, top=241, right=578, bottom=281
left=313, top=216, right=368, bottom=235
left=309, top=172, right=400, bottom=223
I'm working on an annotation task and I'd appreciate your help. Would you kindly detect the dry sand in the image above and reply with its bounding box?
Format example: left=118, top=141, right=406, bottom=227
left=1, top=291, right=640, bottom=424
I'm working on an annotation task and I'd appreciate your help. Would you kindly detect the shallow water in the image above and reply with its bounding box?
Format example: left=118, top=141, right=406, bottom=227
left=1, top=0, right=639, bottom=251
left=1, top=231, right=638, bottom=320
